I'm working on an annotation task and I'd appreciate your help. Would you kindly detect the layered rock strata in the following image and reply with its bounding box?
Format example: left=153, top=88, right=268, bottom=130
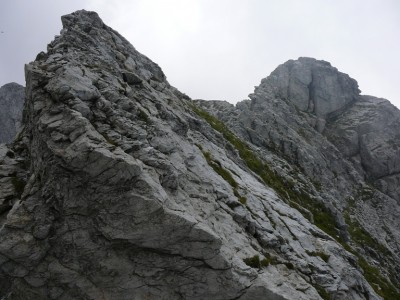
left=0, top=10, right=398, bottom=300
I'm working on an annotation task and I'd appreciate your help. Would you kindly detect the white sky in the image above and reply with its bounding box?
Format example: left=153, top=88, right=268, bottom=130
left=1, top=0, right=399, bottom=108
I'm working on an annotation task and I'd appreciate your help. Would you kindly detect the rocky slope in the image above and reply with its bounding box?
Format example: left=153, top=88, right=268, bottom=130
left=197, top=58, right=400, bottom=298
left=0, top=10, right=399, bottom=300
left=0, top=83, right=25, bottom=143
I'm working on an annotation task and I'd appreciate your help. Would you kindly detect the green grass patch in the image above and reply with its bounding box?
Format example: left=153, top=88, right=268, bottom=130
left=192, top=103, right=400, bottom=297
left=346, top=215, right=390, bottom=256
left=243, top=255, right=260, bottom=268
left=198, top=147, right=247, bottom=206
left=238, top=196, right=247, bottom=205
left=233, top=189, right=247, bottom=204
left=344, top=212, right=399, bottom=297
left=191, top=104, right=341, bottom=240
left=313, top=284, right=330, bottom=300
left=202, top=150, right=238, bottom=189
left=357, top=255, right=400, bottom=300
left=243, top=255, right=270, bottom=269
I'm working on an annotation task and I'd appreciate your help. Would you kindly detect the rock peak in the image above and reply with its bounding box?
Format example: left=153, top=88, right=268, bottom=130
left=61, top=10, right=104, bottom=30
left=296, top=57, right=332, bottom=67
left=1, top=9, right=399, bottom=300
left=256, top=57, right=360, bottom=118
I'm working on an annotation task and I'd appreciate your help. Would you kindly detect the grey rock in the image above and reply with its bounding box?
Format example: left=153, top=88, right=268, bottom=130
left=325, top=95, right=400, bottom=202
left=261, top=57, right=360, bottom=120
left=198, top=58, right=400, bottom=298
left=122, top=71, right=143, bottom=85
left=0, top=83, right=25, bottom=143
left=0, top=9, right=397, bottom=300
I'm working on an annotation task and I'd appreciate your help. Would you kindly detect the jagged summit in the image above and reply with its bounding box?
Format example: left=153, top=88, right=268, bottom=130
left=39, top=10, right=167, bottom=92
left=256, top=57, right=360, bottom=118
left=61, top=10, right=104, bottom=29
left=0, top=10, right=399, bottom=300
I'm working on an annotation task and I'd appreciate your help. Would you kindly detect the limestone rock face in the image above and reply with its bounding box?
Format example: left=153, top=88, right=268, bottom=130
left=325, top=96, right=400, bottom=202
left=0, top=10, right=398, bottom=300
left=0, top=83, right=25, bottom=143
left=198, top=58, right=400, bottom=299
left=262, top=57, right=360, bottom=118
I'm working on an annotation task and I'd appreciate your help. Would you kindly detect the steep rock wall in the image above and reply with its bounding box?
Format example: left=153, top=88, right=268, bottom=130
left=0, top=10, right=397, bottom=300
left=0, top=83, right=25, bottom=143
left=197, top=58, right=400, bottom=299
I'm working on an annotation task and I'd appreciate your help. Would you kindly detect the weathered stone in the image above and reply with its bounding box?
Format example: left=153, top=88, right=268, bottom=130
left=122, top=71, right=143, bottom=85
left=0, top=83, right=25, bottom=143
left=261, top=57, right=360, bottom=119
left=198, top=59, right=400, bottom=298
left=0, top=9, right=398, bottom=300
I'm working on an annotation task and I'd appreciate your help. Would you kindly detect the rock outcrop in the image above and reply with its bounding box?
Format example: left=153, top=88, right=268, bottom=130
left=0, top=83, right=25, bottom=143
left=198, top=57, right=400, bottom=299
left=0, top=10, right=399, bottom=300
left=261, top=58, right=360, bottom=118
left=325, top=96, right=400, bottom=202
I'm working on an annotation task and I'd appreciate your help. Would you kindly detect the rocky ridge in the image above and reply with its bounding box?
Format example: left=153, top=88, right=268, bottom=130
left=0, top=83, right=25, bottom=144
left=197, top=58, right=400, bottom=298
left=0, top=10, right=399, bottom=300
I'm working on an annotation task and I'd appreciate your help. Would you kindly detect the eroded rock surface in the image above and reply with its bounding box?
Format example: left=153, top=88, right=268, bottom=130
left=325, top=96, right=400, bottom=202
left=0, top=10, right=398, bottom=300
left=0, top=83, right=25, bottom=143
left=262, top=58, right=359, bottom=119
left=198, top=58, right=400, bottom=299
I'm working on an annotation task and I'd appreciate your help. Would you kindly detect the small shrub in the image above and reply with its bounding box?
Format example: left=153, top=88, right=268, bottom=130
left=313, top=285, right=330, bottom=300
left=227, top=201, right=242, bottom=209
left=317, top=252, right=330, bottom=263
left=260, top=258, right=270, bottom=267
left=238, top=196, right=247, bottom=205
left=138, top=109, right=150, bottom=123
left=284, top=262, right=294, bottom=269
left=244, top=255, right=270, bottom=269
left=243, top=255, right=260, bottom=268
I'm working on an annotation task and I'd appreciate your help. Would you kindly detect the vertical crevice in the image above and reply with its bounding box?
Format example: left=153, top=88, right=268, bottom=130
left=307, top=71, right=315, bottom=113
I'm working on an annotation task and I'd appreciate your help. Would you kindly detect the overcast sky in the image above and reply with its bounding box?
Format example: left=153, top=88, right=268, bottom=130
left=1, top=0, right=399, bottom=108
